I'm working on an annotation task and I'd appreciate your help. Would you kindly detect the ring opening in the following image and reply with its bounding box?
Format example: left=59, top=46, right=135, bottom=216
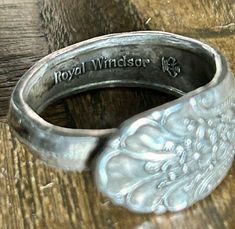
left=23, top=35, right=216, bottom=119
left=41, top=87, right=176, bottom=129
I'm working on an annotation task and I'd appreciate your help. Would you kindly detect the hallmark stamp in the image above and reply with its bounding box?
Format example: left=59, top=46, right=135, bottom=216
left=54, top=56, right=150, bottom=85
left=54, top=62, right=86, bottom=84
left=161, top=57, right=181, bottom=78
left=91, top=56, right=150, bottom=70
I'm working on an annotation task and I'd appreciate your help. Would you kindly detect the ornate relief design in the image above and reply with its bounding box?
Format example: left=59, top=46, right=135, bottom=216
left=95, top=77, right=235, bottom=213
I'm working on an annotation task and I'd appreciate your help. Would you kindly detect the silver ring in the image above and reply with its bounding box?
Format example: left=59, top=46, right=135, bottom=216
left=8, top=31, right=235, bottom=214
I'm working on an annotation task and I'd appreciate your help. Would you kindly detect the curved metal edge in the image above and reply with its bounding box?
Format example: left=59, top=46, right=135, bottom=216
left=95, top=64, right=235, bottom=214
left=8, top=31, right=228, bottom=171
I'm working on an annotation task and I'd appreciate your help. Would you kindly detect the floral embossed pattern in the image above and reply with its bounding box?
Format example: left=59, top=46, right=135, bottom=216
left=95, top=76, right=235, bottom=214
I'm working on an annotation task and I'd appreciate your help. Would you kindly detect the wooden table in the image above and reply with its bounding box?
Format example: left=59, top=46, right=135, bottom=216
left=0, top=0, right=234, bottom=228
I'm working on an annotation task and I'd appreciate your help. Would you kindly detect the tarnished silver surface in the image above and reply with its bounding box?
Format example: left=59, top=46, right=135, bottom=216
left=95, top=32, right=235, bottom=213
left=8, top=31, right=235, bottom=213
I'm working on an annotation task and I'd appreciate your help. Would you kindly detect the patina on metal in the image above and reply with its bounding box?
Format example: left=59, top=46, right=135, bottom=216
left=8, top=31, right=235, bottom=214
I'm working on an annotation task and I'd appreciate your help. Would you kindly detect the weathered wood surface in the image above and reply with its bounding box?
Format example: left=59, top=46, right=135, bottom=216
left=0, top=0, right=234, bottom=228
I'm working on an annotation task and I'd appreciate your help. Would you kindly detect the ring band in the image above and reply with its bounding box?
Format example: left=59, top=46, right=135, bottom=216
left=8, top=31, right=235, bottom=213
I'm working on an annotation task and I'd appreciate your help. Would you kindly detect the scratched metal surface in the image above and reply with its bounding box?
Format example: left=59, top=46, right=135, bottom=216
left=0, top=0, right=234, bottom=228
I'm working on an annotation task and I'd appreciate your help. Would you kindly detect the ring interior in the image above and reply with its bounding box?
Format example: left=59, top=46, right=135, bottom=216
left=24, top=40, right=216, bottom=114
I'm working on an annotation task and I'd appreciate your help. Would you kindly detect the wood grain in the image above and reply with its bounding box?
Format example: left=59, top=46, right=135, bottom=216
left=0, top=0, right=49, bottom=120
left=0, top=0, right=234, bottom=228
